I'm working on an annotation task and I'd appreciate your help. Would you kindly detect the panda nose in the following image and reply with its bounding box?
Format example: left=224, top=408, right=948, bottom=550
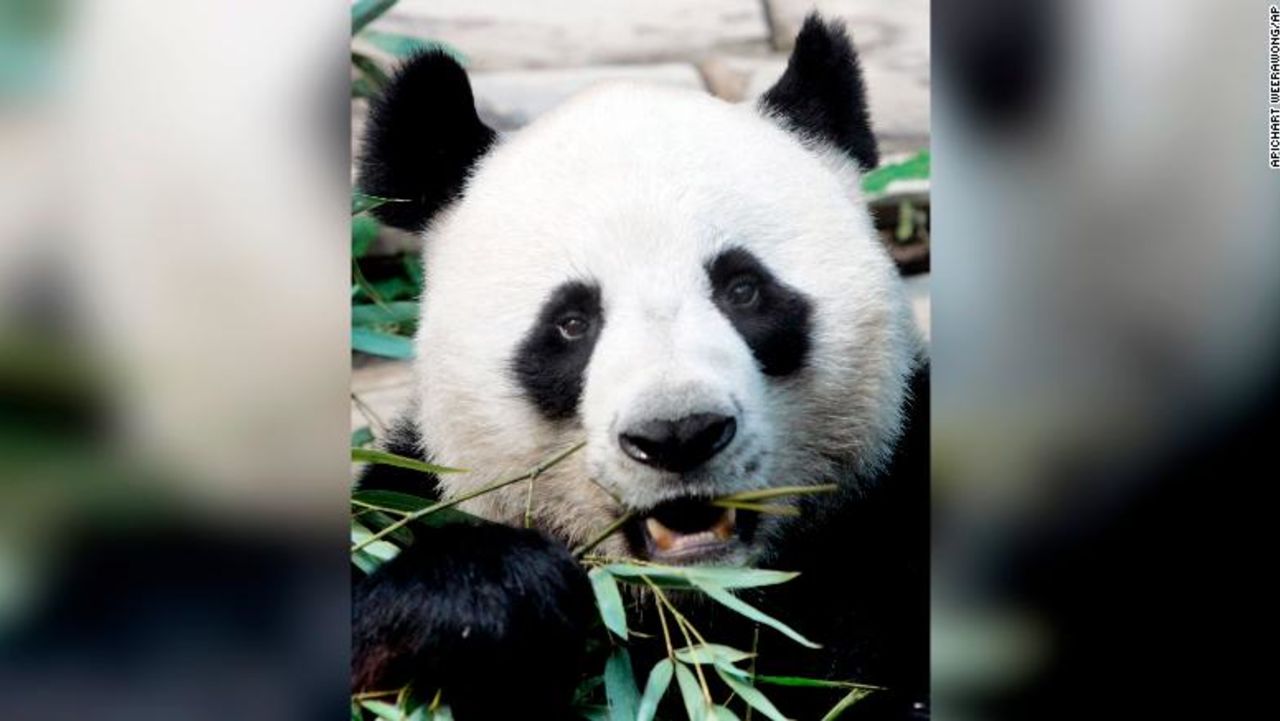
left=618, top=413, right=737, bottom=472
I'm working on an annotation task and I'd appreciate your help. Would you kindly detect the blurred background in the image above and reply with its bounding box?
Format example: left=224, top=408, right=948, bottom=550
left=0, top=1, right=1276, bottom=720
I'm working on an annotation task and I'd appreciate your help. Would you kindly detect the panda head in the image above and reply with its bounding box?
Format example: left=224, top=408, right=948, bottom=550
left=360, top=15, right=922, bottom=565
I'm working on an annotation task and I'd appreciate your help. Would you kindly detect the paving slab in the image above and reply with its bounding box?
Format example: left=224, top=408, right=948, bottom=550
left=699, top=54, right=929, bottom=154
left=373, top=0, right=771, bottom=71
left=471, top=63, right=706, bottom=130
left=765, top=0, right=929, bottom=64
left=351, top=358, right=415, bottom=433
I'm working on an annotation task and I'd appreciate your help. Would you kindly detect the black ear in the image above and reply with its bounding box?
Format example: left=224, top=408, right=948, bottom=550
left=760, top=14, right=878, bottom=170
left=358, top=51, right=496, bottom=231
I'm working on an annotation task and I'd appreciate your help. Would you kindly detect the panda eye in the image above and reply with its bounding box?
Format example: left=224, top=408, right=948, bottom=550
left=725, top=276, right=760, bottom=307
left=556, top=313, right=591, bottom=341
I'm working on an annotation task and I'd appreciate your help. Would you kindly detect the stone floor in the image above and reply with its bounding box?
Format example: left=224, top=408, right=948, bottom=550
left=353, top=0, right=930, bottom=434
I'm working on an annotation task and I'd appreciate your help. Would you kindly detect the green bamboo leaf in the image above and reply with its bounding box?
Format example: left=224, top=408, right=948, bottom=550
left=352, top=51, right=390, bottom=92
left=352, top=547, right=383, bottom=574
left=352, top=489, right=436, bottom=514
left=351, top=259, right=392, bottom=311
left=363, top=32, right=467, bottom=65
left=673, top=644, right=754, bottom=665
left=753, top=676, right=880, bottom=691
left=351, top=425, right=375, bottom=447
left=604, top=648, right=640, bottom=721
left=352, top=191, right=409, bottom=216
left=673, top=662, right=705, bottom=721
left=709, top=706, right=741, bottom=721
left=351, top=521, right=401, bottom=562
left=351, top=326, right=415, bottom=359
left=352, top=0, right=399, bottom=34
left=353, top=301, right=420, bottom=327
left=895, top=199, right=917, bottom=242
left=351, top=447, right=467, bottom=475
left=860, top=150, right=930, bottom=195
left=691, top=582, right=820, bottom=649
left=819, top=688, right=875, bottom=721
left=714, top=666, right=789, bottom=721
left=360, top=699, right=404, bottom=720
left=636, top=658, right=674, bottom=721
left=355, top=510, right=415, bottom=545
left=589, top=568, right=629, bottom=640
left=352, top=214, right=380, bottom=258
left=713, top=484, right=838, bottom=503
left=603, top=564, right=799, bottom=590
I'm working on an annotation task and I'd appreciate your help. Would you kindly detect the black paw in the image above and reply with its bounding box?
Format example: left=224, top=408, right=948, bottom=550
left=352, top=522, right=593, bottom=718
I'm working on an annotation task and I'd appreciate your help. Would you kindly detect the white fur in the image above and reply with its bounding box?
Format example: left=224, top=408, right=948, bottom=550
left=411, top=82, right=921, bottom=558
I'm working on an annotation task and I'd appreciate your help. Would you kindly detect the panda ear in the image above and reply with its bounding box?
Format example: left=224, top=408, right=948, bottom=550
left=759, top=14, right=879, bottom=171
left=358, top=51, right=496, bottom=231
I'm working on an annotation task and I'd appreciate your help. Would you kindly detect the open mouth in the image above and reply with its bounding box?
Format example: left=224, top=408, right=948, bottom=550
left=624, top=497, right=759, bottom=563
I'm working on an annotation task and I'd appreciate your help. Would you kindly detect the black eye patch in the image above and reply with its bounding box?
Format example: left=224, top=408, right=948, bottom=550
left=706, top=247, right=812, bottom=377
left=511, top=281, right=604, bottom=421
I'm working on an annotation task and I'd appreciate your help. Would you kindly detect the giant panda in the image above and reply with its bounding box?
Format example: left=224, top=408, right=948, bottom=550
left=353, top=14, right=928, bottom=721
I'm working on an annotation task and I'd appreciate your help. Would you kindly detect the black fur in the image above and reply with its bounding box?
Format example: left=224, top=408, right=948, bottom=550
left=356, top=414, right=439, bottom=497
left=358, top=51, right=496, bottom=231
left=761, top=13, right=879, bottom=170
left=510, top=281, right=604, bottom=421
left=706, top=247, right=813, bottom=377
left=352, top=523, right=593, bottom=720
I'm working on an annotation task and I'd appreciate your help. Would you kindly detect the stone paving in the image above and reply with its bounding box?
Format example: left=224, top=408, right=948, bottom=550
left=353, top=0, right=930, bottom=433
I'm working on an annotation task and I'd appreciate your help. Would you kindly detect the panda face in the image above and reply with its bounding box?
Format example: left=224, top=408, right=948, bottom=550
left=408, top=84, right=919, bottom=564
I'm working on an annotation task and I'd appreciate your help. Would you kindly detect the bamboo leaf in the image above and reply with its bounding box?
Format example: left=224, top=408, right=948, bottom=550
left=352, top=547, right=384, bottom=575
left=589, top=568, right=629, bottom=640
left=819, top=688, right=875, bottom=721
left=351, top=425, right=375, bottom=447
left=351, top=447, right=467, bottom=475
left=352, top=489, right=436, bottom=514
left=352, top=0, right=399, bottom=34
left=674, top=644, right=754, bottom=665
left=713, top=485, right=838, bottom=503
left=363, top=32, right=467, bottom=65
left=353, top=214, right=381, bottom=257
left=691, top=583, right=820, bottom=649
left=603, top=564, right=799, bottom=590
left=709, top=705, right=742, bottom=721
left=352, top=301, right=420, bottom=327
left=603, top=648, right=640, bottom=721
left=860, top=149, right=930, bottom=195
left=352, top=51, right=391, bottom=92
left=351, top=521, right=401, bottom=562
left=714, top=666, right=790, bottom=721
left=674, top=662, right=705, bottom=721
left=360, top=699, right=404, bottom=720
left=753, top=676, right=881, bottom=691
left=352, top=191, right=409, bottom=216
left=352, top=326, right=414, bottom=359
left=636, top=658, right=675, bottom=721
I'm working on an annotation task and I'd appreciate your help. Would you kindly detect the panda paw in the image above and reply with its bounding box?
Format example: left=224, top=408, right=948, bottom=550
left=352, top=522, right=593, bottom=718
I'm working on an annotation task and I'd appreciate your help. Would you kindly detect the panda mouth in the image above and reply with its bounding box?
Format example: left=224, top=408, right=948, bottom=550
left=625, top=498, right=759, bottom=562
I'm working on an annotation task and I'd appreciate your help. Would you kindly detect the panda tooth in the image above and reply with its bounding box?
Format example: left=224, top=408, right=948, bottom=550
left=712, top=508, right=737, bottom=541
left=646, top=518, right=676, bottom=551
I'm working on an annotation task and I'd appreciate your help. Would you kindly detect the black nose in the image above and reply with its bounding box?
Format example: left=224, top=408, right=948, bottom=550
left=618, top=413, right=737, bottom=472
